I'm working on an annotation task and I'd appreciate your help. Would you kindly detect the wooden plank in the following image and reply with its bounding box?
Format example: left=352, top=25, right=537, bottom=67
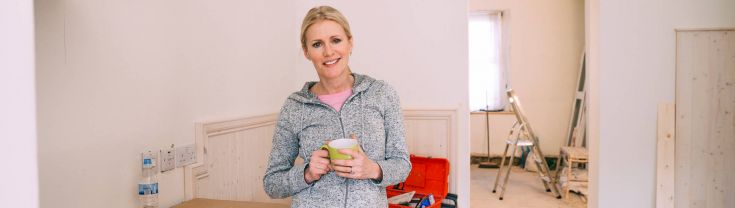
left=173, top=198, right=289, bottom=208
left=676, top=29, right=735, bottom=208
left=675, top=30, right=694, bottom=208
left=656, top=103, right=675, bottom=208
left=712, top=30, right=735, bottom=208
left=724, top=29, right=735, bottom=208
left=705, top=30, right=724, bottom=208
left=689, top=31, right=709, bottom=208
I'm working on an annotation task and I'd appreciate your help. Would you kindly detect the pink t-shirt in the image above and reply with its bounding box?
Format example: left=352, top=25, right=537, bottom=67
left=317, top=89, right=353, bottom=112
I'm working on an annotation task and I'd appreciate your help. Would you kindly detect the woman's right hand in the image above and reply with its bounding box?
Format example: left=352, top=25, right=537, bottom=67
left=304, top=148, right=331, bottom=184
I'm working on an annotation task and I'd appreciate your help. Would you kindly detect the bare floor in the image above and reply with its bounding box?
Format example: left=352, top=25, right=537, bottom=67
left=470, top=165, right=587, bottom=208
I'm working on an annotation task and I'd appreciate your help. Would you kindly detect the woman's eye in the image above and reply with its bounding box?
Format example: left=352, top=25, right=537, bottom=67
left=312, top=42, right=322, bottom=48
left=332, top=38, right=342, bottom=44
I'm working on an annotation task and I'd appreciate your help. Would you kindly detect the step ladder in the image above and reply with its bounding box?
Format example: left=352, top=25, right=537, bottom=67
left=492, top=89, right=561, bottom=200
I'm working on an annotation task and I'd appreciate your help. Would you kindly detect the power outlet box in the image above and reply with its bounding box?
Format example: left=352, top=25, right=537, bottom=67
left=176, top=144, right=196, bottom=167
left=159, top=147, right=176, bottom=172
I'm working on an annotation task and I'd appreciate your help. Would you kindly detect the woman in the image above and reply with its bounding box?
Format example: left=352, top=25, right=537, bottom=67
left=263, top=5, right=411, bottom=208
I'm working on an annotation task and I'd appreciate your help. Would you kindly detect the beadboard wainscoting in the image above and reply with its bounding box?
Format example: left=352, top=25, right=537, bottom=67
left=184, top=113, right=292, bottom=204
left=184, top=108, right=458, bottom=202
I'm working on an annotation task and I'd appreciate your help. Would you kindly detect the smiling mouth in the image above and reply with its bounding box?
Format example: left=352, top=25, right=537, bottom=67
left=323, top=58, right=341, bottom=66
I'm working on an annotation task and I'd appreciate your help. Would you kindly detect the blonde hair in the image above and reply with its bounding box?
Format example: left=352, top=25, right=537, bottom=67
left=300, top=6, right=352, bottom=50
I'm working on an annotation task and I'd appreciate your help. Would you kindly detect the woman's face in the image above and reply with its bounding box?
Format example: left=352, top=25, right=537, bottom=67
left=303, top=20, right=353, bottom=80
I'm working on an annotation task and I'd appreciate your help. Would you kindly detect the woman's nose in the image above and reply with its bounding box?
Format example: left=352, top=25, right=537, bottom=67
left=322, top=44, right=334, bottom=57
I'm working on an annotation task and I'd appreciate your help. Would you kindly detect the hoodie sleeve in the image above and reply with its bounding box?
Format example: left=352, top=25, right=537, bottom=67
left=263, top=103, right=311, bottom=198
left=372, top=82, right=412, bottom=187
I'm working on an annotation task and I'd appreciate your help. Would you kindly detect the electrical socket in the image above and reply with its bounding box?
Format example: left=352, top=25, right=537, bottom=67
left=176, top=144, right=196, bottom=167
left=159, top=146, right=176, bottom=172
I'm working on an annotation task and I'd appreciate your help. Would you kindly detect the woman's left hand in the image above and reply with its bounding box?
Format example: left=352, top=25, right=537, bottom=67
left=331, top=142, right=383, bottom=180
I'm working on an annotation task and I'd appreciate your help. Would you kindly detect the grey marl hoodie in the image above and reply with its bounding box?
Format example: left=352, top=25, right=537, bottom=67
left=263, top=73, right=411, bottom=208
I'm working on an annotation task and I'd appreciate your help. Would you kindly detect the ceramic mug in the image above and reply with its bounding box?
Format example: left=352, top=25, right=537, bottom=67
left=320, top=138, right=359, bottom=161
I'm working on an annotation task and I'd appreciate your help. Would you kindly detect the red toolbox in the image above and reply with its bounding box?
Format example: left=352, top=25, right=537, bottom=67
left=387, top=155, right=450, bottom=208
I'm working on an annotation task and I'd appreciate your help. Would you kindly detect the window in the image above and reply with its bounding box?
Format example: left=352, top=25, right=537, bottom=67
left=469, top=11, right=506, bottom=111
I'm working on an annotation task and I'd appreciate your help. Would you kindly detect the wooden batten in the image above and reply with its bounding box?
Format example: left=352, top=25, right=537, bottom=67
left=656, top=103, right=675, bottom=208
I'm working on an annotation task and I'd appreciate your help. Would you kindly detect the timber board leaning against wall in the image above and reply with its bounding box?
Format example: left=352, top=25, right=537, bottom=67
left=675, top=29, right=735, bottom=208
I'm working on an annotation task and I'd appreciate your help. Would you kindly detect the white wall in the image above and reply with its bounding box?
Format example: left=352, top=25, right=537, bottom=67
left=591, top=0, right=735, bottom=207
left=469, top=0, right=586, bottom=155
left=36, top=0, right=470, bottom=207
left=584, top=0, right=599, bottom=207
left=35, top=1, right=302, bottom=207
left=470, top=113, right=516, bottom=156
left=0, top=0, right=39, bottom=207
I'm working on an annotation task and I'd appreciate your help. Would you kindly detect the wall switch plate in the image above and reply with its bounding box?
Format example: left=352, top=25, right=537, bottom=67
left=160, top=146, right=176, bottom=172
left=176, top=144, right=196, bottom=167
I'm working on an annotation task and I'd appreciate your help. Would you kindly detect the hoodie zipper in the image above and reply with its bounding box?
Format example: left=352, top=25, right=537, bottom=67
left=305, top=74, right=363, bottom=207
left=335, top=93, right=358, bottom=208
left=313, top=91, right=359, bottom=208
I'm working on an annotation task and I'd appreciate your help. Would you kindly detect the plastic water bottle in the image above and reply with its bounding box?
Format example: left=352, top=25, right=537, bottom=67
left=138, top=158, right=159, bottom=208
